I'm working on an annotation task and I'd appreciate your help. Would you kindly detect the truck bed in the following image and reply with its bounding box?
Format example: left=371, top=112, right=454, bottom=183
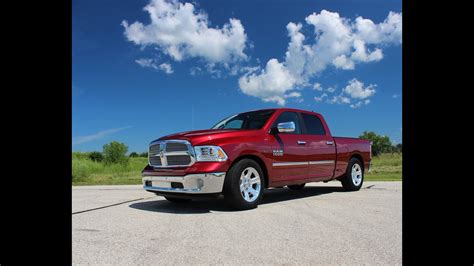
left=332, top=137, right=371, bottom=178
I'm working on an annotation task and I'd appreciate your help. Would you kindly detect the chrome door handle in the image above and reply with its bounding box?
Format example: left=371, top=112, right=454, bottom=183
left=326, top=141, right=334, bottom=145
left=297, top=141, right=306, bottom=145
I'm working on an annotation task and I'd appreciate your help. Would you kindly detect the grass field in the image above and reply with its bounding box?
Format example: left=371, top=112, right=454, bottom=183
left=72, top=153, right=147, bottom=185
left=365, top=153, right=402, bottom=181
left=72, top=152, right=402, bottom=185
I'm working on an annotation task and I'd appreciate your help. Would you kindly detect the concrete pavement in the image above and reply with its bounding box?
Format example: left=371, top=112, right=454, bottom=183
left=72, top=181, right=402, bottom=264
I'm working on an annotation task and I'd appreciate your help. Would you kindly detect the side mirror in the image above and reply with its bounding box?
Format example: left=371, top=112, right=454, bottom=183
left=277, top=121, right=295, bottom=133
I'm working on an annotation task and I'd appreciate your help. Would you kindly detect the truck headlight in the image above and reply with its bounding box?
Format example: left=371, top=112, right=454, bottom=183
left=194, top=146, right=228, bottom=162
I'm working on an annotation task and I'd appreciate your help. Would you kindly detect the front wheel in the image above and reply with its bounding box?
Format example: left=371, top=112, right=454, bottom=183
left=224, top=159, right=265, bottom=210
left=341, top=158, right=364, bottom=191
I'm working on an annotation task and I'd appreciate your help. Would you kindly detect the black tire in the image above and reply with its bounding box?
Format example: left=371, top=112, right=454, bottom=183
left=164, top=196, right=192, bottom=203
left=341, top=158, right=364, bottom=191
left=224, top=159, right=266, bottom=210
left=287, top=183, right=305, bottom=190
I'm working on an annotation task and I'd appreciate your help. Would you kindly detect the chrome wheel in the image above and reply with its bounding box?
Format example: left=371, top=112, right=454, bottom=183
left=239, top=167, right=261, bottom=202
left=351, top=163, right=363, bottom=186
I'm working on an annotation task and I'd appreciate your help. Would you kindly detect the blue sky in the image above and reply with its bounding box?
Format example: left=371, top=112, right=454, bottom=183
left=73, top=0, right=402, bottom=152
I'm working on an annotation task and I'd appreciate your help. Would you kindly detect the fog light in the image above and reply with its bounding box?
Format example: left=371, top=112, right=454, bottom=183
left=197, top=179, right=204, bottom=188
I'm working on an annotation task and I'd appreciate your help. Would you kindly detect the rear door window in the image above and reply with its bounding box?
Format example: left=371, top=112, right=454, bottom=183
left=301, top=113, right=326, bottom=135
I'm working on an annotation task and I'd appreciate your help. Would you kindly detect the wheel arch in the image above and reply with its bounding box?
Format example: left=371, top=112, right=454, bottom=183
left=227, top=154, right=269, bottom=188
left=350, top=153, right=364, bottom=170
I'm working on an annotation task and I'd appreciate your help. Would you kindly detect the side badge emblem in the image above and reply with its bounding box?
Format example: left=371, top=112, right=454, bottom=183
left=273, top=149, right=284, bottom=156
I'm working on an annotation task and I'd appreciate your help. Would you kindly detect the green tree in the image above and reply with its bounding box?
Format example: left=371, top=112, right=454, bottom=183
left=103, top=141, right=129, bottom=165
left=88, top=151, right=104, bottom=162
left=395, top=143, right=402, bottom=153
left=129, top=152, right=139, bottom=158
left=139, top=152, right=148, bottom=157
left=359, top=131, right=392, bottom=156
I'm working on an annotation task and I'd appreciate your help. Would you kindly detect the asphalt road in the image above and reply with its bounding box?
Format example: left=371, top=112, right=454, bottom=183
left=72, top=181, right=402, bottom=264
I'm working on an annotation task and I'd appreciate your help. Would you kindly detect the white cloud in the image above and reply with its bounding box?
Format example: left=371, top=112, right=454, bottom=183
left=350, top=39, right=383, bottom=62
left=350, top=102, right=362, bottom=109
left=350, top=99, right=371, bottom=109
left=136, top=58, right=174, bottom=74
left=314, top=78, right=376, bottom=108
left=300, top=9, right=400, bottom=75
left=392, top=94, right=399, bottom=98
left=135, top=58, right=158, bottom=69
left=354, top=11, right=402, bottom=45
left=284, top=91, right=302, bottom=98
left=238, top=59, right=297, bottom=106
left=343, top=78, right=376, bottom=99
left=122, top=0, right=248, bottom=64
left=328, top=95, right=351, bottom=105
left=189, top=66, right=202, bottom=76
left=285, top=91, right=304, bottom=103
left=322, top=79, right=375, bottom=108
left=238, top=10, right=401, bottom=104
left=159, top=62, right=174, bottom=74
left=314, top=93, right=328, bottom=102
left=284, top=22, right=311, bottom=80
left=332, top=55, right=355, bottom=70
left=238, top=66, right=261, bottom=75
left=72, top=126, right=133, bottom=145
left=313, top=83, right=323, bottom=91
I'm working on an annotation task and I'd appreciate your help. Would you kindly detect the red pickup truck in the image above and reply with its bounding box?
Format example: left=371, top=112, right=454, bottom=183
left=142, top=108, right=371, bottom=209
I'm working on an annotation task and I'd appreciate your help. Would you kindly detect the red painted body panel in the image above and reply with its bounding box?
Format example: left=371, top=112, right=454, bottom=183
left=142, top=108, right=371, bottom=188
left=332, top=137, right=371, bottom=178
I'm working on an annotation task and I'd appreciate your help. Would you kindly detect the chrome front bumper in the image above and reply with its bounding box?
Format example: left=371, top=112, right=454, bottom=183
left=142, top=172, right=226, bottom=194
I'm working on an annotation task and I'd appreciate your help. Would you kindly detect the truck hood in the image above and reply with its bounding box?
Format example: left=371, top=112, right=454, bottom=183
left=153, top=129, right=260, bottom=146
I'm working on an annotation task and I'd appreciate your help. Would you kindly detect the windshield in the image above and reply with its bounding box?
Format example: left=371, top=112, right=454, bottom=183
left=211, top=109, right=275, bottom=130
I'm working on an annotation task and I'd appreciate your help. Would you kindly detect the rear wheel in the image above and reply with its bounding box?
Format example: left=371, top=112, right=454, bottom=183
left=164, top=196, right=192, bottom=203
left=341, top=158, right=364, bottom=191
left=224, top=159, right=265, bottom=210
left=287, top=183, right=305, bottom=190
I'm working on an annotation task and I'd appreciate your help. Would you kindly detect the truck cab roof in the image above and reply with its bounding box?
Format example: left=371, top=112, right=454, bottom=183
left=250, top=107, right=321, bottom=116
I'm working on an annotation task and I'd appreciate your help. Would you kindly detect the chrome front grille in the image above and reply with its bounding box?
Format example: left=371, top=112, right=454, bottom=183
left=167, top=155, right=192, bottom=165
left=165, top=142, right=188, bottom=152
left=149, top=156, right=162, bottom=166
left=149, top=144, right=162, bottom=155
left=148, top=140, right=195, bottom=168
